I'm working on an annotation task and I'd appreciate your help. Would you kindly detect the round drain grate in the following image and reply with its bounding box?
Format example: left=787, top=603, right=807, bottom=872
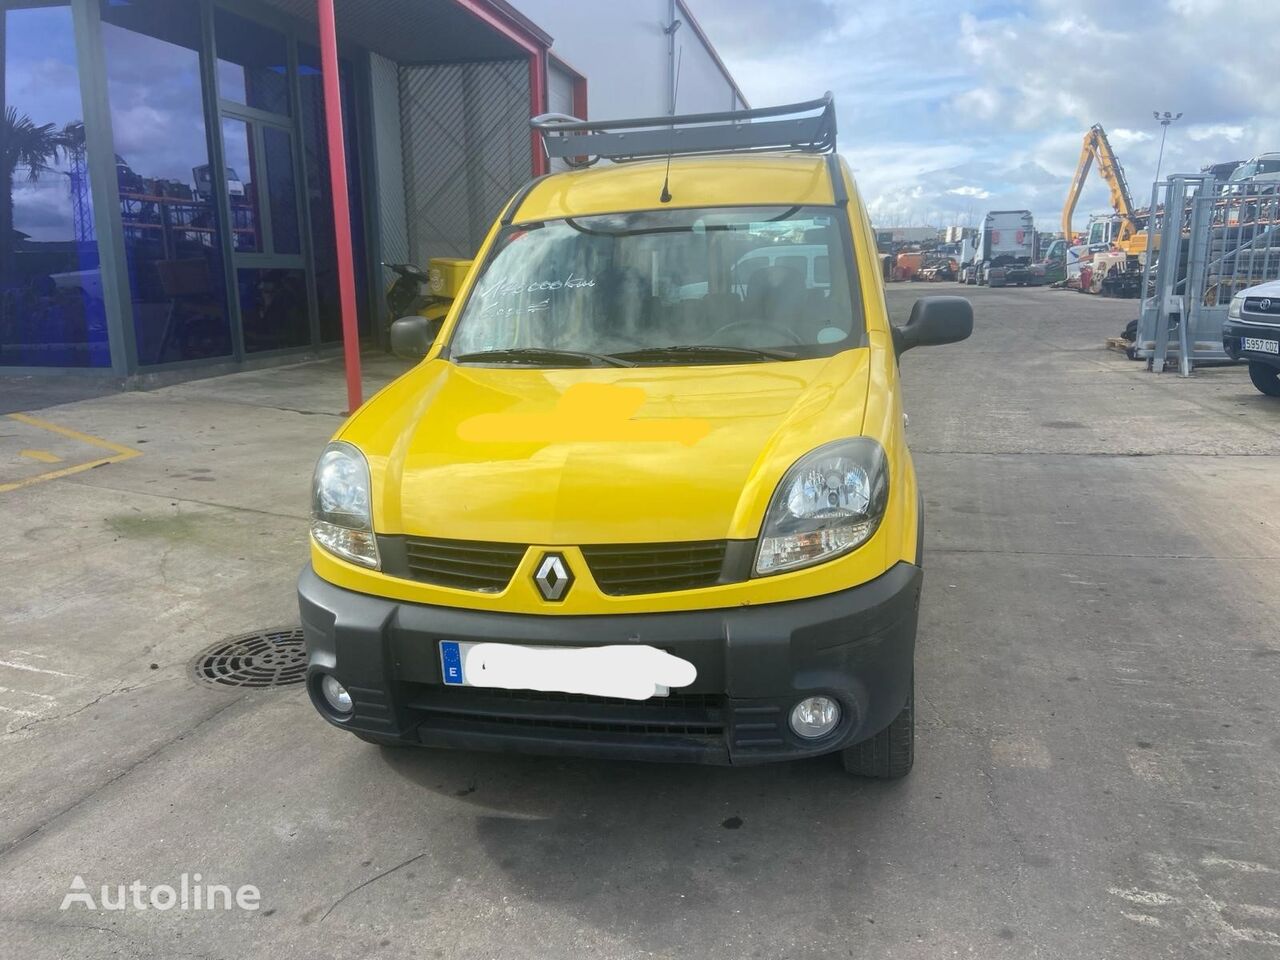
left=192, top=627, right=308, bottom=688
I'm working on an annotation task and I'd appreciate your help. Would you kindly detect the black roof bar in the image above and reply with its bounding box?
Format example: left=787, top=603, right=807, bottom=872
left=531, top=93, right=837, bottom=167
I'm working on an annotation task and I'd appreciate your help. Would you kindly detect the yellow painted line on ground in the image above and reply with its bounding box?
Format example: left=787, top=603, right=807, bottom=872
left=0, top=413, right=142, bottom=494
left=7, top=413, right=139, bottom=454
left=19, top=449, right=63, bottom=464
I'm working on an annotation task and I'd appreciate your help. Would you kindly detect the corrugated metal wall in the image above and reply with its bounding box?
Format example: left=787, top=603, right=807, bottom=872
left=400, top=59, right=531, bottom=261
left=370, top=52, right=409, bottom=280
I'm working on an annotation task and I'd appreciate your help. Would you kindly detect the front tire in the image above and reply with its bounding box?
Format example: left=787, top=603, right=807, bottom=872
left=1249, top=361, right=1280, bottom=397
left=842, top=683, right=914, bottom=778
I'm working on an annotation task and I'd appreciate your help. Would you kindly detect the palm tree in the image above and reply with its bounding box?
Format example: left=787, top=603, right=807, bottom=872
left=2, top=107, right=67, bottom=278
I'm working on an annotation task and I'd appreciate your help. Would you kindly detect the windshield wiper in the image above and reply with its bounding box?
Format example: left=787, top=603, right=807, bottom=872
left=612, top=344, right=796, bottom=363
left=453, top=348, right=634, bottom=368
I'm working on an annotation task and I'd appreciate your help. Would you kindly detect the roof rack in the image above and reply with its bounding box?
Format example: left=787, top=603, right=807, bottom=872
left=531, top=93, right=836, bottom=167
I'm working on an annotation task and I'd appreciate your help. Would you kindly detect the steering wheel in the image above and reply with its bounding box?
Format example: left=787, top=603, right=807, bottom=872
left=708, top=320, right=804, bottom=347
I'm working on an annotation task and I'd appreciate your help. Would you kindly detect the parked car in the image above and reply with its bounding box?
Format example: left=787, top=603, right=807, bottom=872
left=298, top=96, right=973, bottom=778
left=1224, top=279, right=1280, bottom=396
left=1028, top=238, right=1067, bottom=286
left=677, top=244, right=831, bottom=300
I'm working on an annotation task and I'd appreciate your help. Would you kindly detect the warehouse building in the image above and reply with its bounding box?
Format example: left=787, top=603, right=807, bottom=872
left=0, top=0, right=742, bottom=381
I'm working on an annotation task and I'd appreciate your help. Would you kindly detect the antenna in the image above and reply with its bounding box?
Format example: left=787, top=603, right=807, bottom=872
left=659, top=45, right=682, bottom=203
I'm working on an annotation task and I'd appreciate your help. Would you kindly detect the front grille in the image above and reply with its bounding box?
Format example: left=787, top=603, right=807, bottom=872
left=410, top=686, right=725, bottom=737
left=385, top=536, right=751, bottom=596
left=582, top=540, right=729, bottom=595
left=1244, top=297, right=1280, bottom=322
left=403, top=537, right=526, bottom=592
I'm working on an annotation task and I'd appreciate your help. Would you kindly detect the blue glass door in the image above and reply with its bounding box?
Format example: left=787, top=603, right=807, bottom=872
left=219, top=112, right=310, bottom=353
left=215, top=8, right=311, bottom=355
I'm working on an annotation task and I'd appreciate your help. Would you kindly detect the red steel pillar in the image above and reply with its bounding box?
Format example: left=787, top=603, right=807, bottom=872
left=316, top=0, right=363, bottom=412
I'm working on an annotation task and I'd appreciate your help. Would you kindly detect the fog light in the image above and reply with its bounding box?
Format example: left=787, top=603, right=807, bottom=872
left=319, top=674, right=353, bottom=715
left=789, top=696, right=841, bottom=739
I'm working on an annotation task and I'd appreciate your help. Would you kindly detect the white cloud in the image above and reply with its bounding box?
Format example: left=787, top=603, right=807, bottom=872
left=1109, top=128, right=1154, bottom=146
left=948, top=186, right=991, bottom=199
left=11, top=179, right=75, bottom=242
left=692, top=0, right=1280, bottom=225
left=1168, top=0, right=1229, bottom=13
left=1186, top=123, right=1246, bottom=143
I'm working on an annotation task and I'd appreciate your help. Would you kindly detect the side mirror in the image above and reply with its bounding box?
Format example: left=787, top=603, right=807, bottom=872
left=390, top=315, right=440, bottom=360
left=893, top=296, right=973, bottom=355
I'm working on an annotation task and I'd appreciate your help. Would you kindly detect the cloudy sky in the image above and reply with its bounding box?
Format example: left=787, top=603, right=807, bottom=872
left=693, top=0, right=1280, bottom=230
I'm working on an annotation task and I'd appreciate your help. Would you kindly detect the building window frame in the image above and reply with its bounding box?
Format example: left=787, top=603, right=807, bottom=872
left=1, top=0, right=381, bottom=376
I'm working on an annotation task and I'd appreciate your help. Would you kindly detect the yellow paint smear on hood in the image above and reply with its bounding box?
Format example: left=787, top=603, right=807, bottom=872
left=458, top=381, right=710, bottom=447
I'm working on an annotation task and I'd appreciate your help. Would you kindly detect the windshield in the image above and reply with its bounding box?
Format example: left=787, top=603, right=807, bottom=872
left=1228, top=159, right=1280, bottom=180
left=447, top=205, right=860, bottom=365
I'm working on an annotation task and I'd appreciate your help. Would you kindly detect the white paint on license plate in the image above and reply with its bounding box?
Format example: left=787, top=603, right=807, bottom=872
left=1243, top=336, right=1280, bottom=355
left=439, top=640, right=696, bottom=701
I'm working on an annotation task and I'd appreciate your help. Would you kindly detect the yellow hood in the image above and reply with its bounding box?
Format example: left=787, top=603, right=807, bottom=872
left=344, top=351, right=871, bottom=545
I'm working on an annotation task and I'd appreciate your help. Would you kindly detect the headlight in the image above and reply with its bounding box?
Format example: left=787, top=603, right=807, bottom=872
left=1228, top=295, right=1244, bottom=319
left=311, top=441, right=379, bottom=569
left=755, top=438, right=888, bottom=576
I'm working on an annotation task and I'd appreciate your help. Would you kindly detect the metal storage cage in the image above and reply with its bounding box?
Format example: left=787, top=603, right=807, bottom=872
left=1137, top=174, right=1280, bottom=374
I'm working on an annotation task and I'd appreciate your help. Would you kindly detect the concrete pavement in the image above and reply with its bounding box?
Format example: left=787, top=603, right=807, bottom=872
left=0, top=287, right=1277, bottom=959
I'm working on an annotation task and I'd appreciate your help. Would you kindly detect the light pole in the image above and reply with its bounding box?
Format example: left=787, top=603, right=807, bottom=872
left=1152, top=110, right=1182, bottom=184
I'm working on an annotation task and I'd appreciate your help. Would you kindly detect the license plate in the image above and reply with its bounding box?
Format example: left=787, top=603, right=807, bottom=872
left=1243, top=336, right=1280, bottom=355
left=438, top=640, right=696, bottom=701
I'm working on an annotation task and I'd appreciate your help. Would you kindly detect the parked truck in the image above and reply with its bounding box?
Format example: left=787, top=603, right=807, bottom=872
left=978, top=210, right=1038, bottom=287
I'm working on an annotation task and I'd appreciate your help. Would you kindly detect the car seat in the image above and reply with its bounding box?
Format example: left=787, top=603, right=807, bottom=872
left=744, top=265, right=805, bottom=330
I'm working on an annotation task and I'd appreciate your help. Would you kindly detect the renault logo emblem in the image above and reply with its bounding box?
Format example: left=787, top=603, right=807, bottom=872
left=533, top=552, right=573, bottom=602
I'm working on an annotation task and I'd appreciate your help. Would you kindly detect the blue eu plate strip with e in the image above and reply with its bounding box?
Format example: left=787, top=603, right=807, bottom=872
left=440, top=641, right=464, bottom=685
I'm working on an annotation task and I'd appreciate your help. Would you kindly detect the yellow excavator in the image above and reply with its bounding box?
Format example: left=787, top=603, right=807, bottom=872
left=1061, top=123, right=1153, bottom=256
left=1059, top=124, right=1157, bottom=296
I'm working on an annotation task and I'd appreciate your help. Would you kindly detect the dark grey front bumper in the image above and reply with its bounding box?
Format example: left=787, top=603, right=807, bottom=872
left=297, top=562, right=921, bottom=765
left=1224, top=319, right=1280, bottom=370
